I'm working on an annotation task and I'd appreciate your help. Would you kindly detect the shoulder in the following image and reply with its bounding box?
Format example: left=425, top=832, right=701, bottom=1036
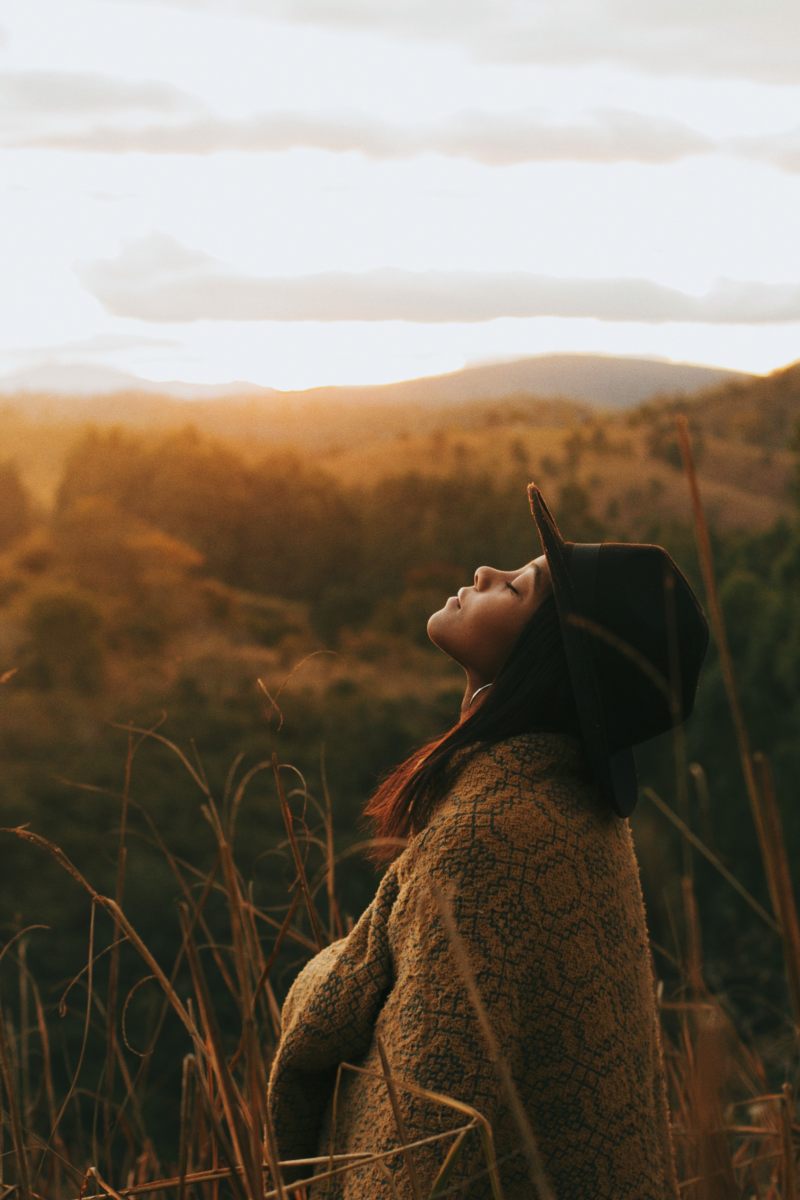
left=387, top=733, right=648, bottom=982
left=430, top=730, right=613, bottom=836
left=395, top=729, right=633, bottom=898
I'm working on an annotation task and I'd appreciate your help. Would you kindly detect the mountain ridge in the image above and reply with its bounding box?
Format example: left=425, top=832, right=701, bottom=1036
left=0, top=352, right=752, bottom=413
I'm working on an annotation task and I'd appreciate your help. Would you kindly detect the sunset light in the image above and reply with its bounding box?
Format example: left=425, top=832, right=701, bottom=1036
left=3, top=6, right=800, bottom=1196
left=3, top=0, right=800, bottom=390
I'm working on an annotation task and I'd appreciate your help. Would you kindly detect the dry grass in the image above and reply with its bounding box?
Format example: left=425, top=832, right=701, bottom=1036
left=0, top=419, right=798, bottom=1198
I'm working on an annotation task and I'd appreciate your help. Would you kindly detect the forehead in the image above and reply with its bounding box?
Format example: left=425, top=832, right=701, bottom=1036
left=525, top=554, right=548, bottom=571
left=525, top=554, right=551, bottom=583
left=490, top=555, right=548, bottom=575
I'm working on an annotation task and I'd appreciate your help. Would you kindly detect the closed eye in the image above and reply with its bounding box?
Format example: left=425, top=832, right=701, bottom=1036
left=505, top=580, right=520, bottom=595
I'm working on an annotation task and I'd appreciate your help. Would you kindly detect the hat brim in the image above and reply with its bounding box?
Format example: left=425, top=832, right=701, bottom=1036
left=527, top=483, right=638, bottom=817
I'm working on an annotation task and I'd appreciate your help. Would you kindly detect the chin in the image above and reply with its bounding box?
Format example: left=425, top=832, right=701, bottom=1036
left=426, top=607, right=450, bottom=648
left=427, top=613, right=464, bottom=665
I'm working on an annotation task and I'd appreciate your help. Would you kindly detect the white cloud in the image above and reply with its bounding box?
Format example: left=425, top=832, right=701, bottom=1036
left=729, top=127, right=800, bottom=173
left=117, top=0, right=800, bottom=84
left=80, top=233, right=800, bottom=325
left=8, top=69, right=800, bottom=176
left=0, top=68, right=197, bottom=117
left=5, top=333, right=179, bottom=360
left=0, top=69, right=200, bottom=147
left=475, top=1, right=800, bottom=85
left=9, top=105, right=712, bottom=164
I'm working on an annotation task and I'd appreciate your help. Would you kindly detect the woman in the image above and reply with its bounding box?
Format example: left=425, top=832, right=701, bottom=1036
left=267, top=483, right=709, bottom=1199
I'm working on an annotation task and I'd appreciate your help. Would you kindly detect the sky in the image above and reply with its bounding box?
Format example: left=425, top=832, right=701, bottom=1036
left=2, top=0, right=800, bottom=390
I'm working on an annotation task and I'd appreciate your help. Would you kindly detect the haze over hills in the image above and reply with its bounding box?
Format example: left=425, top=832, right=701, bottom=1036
left=0, top=353, right=750, bottom=414
left=1, top=350, right=797, bottom=532
left=0, top=362, right=273, bottom=402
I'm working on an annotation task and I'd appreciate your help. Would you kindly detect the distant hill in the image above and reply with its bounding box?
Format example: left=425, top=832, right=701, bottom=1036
left=283, top=354, right=751, bottom=411
left=1, top=355, right=796, bottom=537
left=0, top=353, right=750, bottom=413
left=637, top=359, right=800, bottom=450
left=0, top=362, right=272, bottom=403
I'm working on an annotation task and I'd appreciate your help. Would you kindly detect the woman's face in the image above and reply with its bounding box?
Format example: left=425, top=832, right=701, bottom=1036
left=427, top=553, right=553, bottom=686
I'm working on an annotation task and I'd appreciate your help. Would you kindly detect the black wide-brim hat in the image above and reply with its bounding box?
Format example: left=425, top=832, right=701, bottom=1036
left=528, top=483, right=710, bottom=817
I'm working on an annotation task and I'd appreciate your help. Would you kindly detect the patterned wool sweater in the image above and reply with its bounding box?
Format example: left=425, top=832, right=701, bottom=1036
left=267, top=730, right=679, bottom=1199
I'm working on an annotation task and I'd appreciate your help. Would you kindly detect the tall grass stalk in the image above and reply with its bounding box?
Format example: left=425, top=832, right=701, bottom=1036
left=676, top=414, right=800, bottom=1035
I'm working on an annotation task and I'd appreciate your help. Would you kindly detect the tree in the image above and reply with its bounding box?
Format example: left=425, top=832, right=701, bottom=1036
left=563, top=430, right=584, bottom=469
left=646, top=418, right=705, bottom=470
left=790, top=418, right=800, bottom=507
left=55, top=425, right=250, bottom=583
left=56, top=427, right=148, bottom=514
left=555, top=480, right=603, bottom=540
left=53, top=496, right=207, bottom=653
left=24, top=586, right=105, bottom=692
left=509, top=437, right=529, bottom=471
left=240, top=451, right=362, bottom=605
left=0, top=459, right=33, bottom=550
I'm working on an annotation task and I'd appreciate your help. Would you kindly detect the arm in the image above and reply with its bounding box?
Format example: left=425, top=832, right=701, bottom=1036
left=266, top=863, right=400, bottom=1167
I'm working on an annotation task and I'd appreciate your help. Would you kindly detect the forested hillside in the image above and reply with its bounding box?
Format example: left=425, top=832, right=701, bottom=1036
left=1, top=366, right=799, bottom=1174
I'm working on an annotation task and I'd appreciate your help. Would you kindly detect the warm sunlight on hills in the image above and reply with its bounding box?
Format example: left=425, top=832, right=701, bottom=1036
left=2, top=355, right=798, bottom=535
left=322, top=419, right=787, bottom=533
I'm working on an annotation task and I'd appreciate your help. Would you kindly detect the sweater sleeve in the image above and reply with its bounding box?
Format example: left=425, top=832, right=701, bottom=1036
left=266, top=862, right=400, bottom=1170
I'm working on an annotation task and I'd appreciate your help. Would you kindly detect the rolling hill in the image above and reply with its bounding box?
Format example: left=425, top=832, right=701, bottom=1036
left=1, top=352, right=749, bottom=416
left=1, top=355, right=797, bottom=538
left=631, top=359, right=800, bottom=449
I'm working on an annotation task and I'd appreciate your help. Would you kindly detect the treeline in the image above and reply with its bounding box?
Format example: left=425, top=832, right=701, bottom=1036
left=2, top=418, right=800, bottom=772
left=3, top=421, right=800, bottom=799
left=4, top=423, right=617, bottom=664
left=1, top=416, right=800, bottom=1077
left=632, top=359, right=800, bottom=450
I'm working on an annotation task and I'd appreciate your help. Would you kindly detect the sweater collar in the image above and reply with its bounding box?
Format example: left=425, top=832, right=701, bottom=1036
left=449, top=729, right=590, bottom=788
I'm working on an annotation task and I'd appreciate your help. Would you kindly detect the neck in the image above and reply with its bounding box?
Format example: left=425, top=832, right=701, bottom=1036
left=460, top=679, right=492, bottom=721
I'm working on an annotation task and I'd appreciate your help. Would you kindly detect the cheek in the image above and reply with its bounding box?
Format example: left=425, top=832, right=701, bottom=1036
left=428, top=602, right=513, bottom=674
left=427, top=605, right=468, bottom=655
left=474, top=614, right=525, bottom=672
left=465, top=604, right=522, bottom=668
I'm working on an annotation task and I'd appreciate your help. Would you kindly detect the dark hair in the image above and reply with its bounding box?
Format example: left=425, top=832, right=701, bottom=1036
left=362, top=591, right=580, bottom=864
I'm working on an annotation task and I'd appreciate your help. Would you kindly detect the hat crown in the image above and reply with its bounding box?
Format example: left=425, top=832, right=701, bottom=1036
left=527, top=482, right=710, bottom=816
left=565, top=541, right=709, bottom=751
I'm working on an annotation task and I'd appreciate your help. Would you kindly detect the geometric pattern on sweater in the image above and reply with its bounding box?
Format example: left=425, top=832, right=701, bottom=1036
left=266, top=730, right=680, bottom=1199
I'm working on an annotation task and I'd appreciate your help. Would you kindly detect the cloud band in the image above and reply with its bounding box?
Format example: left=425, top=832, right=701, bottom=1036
left=81, top=235, right=800, bottom=325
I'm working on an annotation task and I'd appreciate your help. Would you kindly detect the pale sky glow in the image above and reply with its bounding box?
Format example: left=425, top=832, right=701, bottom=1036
left=2, top=0, right=800, bottom=390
